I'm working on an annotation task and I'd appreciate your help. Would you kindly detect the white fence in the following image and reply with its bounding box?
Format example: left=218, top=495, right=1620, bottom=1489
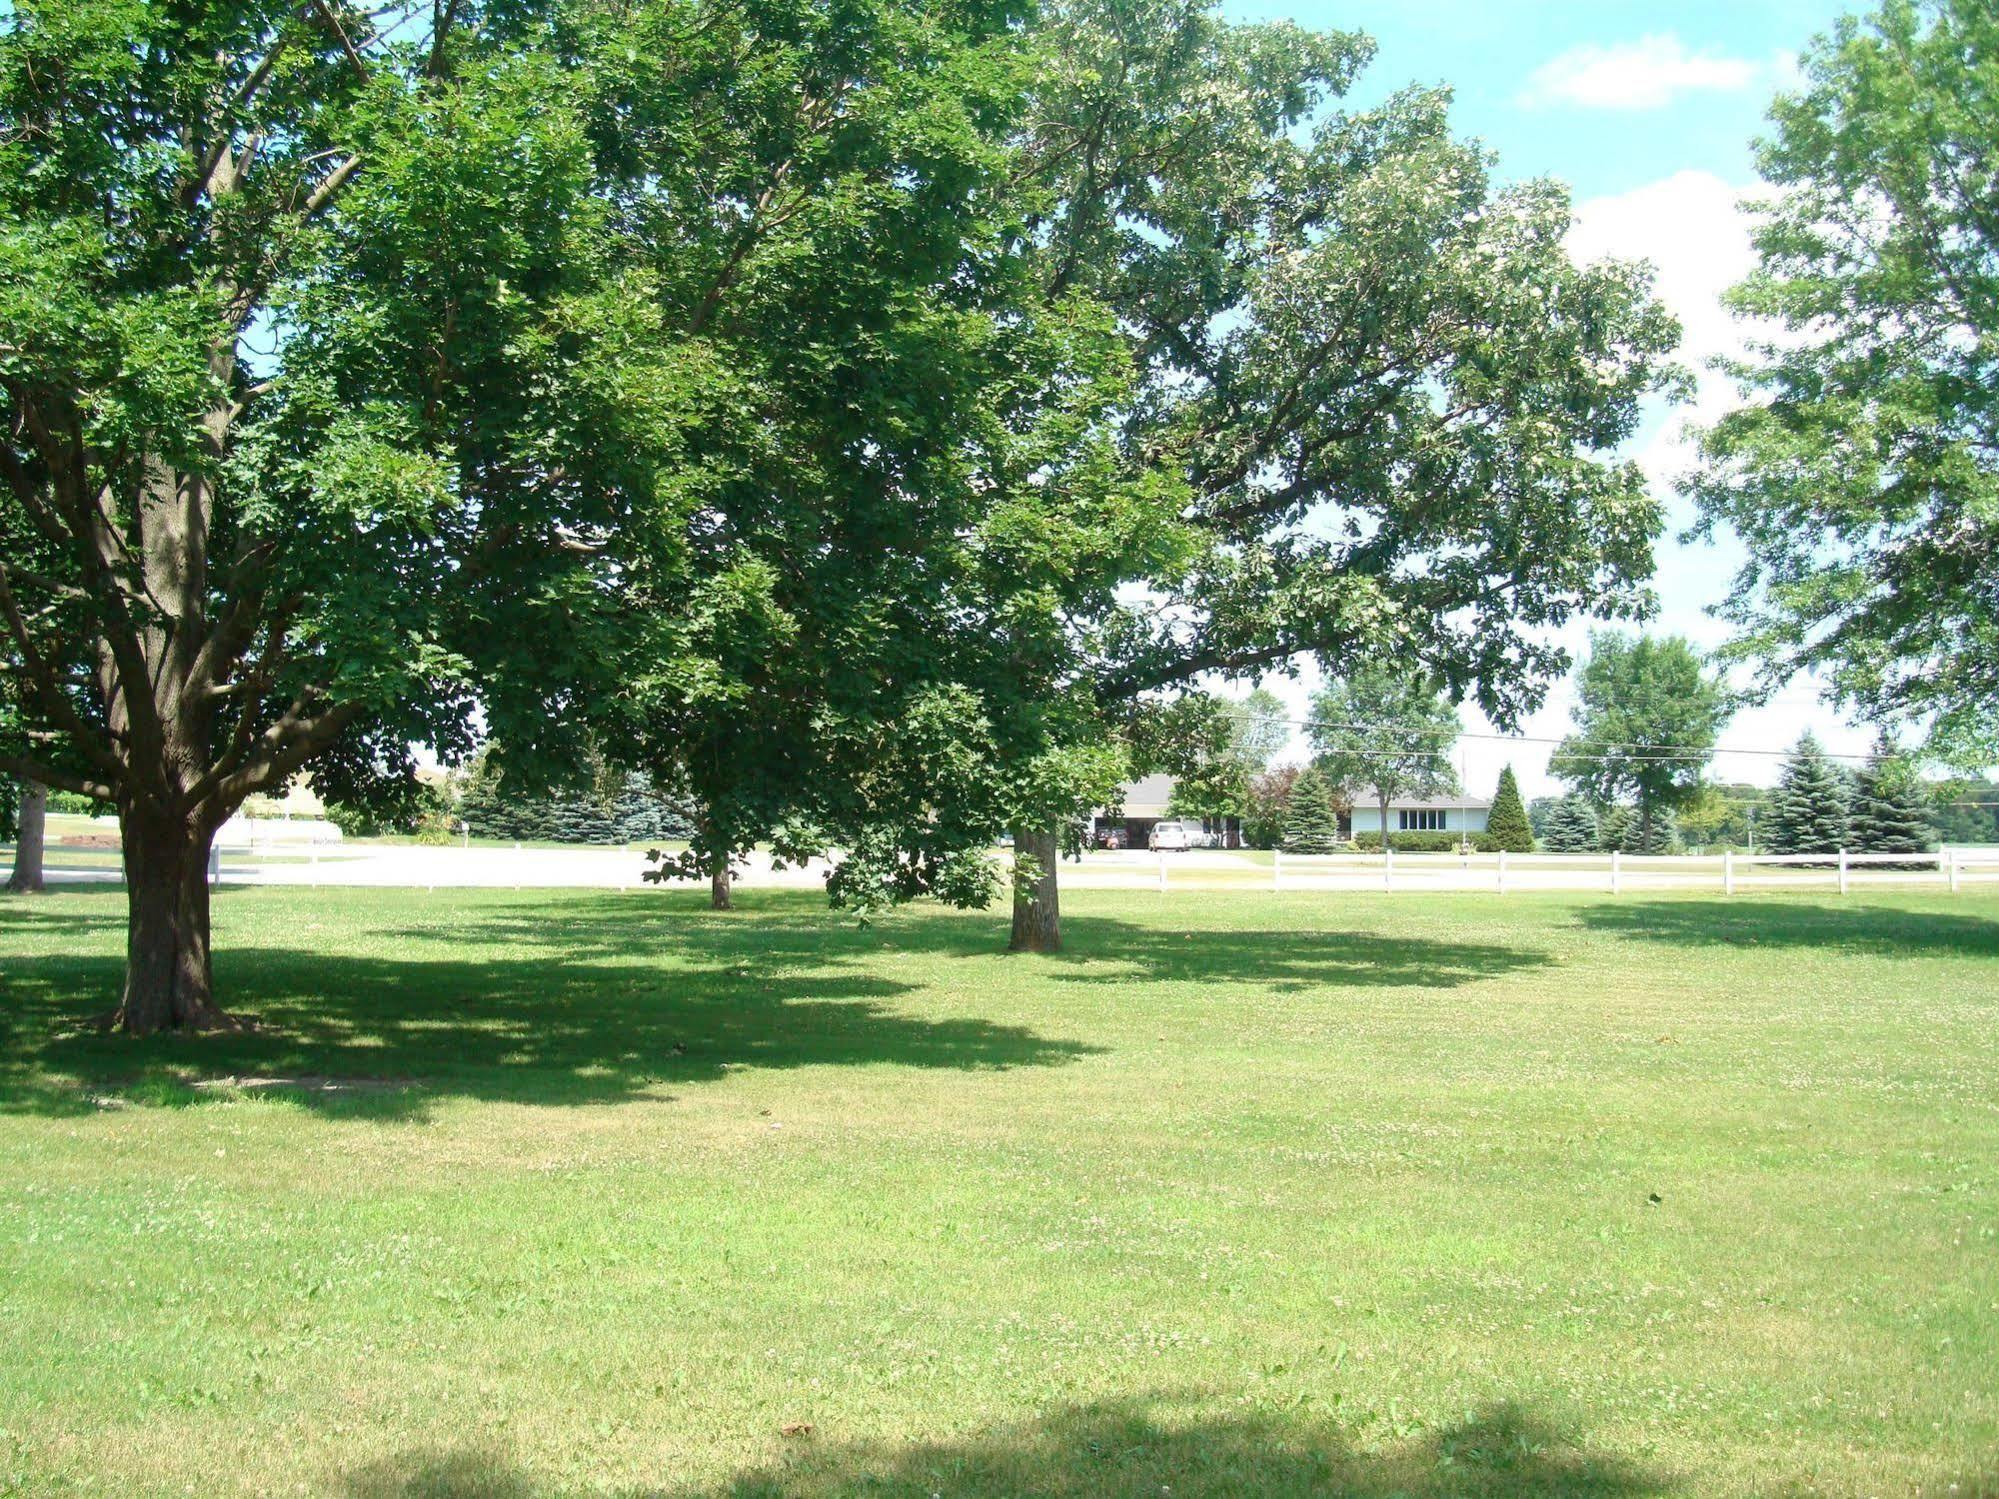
left=1229, top=847, right=1999, bottom=895
left=1059, top=846, right=1999, bottom=895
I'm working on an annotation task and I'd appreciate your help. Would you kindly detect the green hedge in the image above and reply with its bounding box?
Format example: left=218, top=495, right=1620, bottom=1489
left=1349, top=831, right=1500, bottom=853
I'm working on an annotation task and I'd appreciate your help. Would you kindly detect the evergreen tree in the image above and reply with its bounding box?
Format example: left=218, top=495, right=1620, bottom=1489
left=1631, top=807, right=1678, bottom=855
left=1485, top=765, right=1535, bottom=852
left=1542, top=796, right=1599, bottom=853
left=549, top=798, right=619, bottom=846
left=1596, top=805, right=1637, bottom=854
left=1279, top=768, right=1342, bottom=854
left=1852, top=738, right=1936, bottom=855
left=1526, top=796, right=1563, bottom=844
left=1765, top=734, right=1853, bottom=854
left=611, top=775, right=696, bottom=844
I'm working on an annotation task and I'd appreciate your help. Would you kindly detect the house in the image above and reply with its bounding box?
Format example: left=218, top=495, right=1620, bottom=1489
left=1089, top=775, right=1490, bottom=848
left=1089, top=773, right=1243, bottom=849
left=1344, top=789, right=1491, bottom=840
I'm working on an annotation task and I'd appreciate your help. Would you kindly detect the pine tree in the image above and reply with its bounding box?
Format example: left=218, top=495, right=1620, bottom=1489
left=1542, top=796, right=1599, bottom=853
left=1851, top=738, right=1936, bottom=856
left=1596, top=805, right=1637, bottom=853
left=1766, top=734, right=1853, bottom=854
left=1280, top=767, right=1342, bottom=853
left=1485, top=765, right=1535, bottom=852
left=1632, top=807, right=1678, bottom=855
left=549, top=797, right=619, bottom=846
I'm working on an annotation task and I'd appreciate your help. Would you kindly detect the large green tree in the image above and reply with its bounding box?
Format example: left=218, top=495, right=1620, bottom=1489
left=1308, top=665, right=1460, bottom=841
left=1851, top=735, right=1937, bottom=856
left=0, top=0, right=1048, bottom=1027
left=1766, top=733, right=1855, bottom=856
left=1689, top=0, right=1999, bottom=766
left=990, top=0, right=1681, bottom=949
left=1550, top=633, right=1731, bottom=854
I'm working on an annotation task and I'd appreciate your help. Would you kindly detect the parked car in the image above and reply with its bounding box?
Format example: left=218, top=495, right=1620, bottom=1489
left=1148, top=820, right=1203, bottom=851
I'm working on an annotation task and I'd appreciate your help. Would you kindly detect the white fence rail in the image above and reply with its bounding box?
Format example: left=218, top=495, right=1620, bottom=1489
left=1242, top=847, right=1999, bottom=896
left=9, top=836, right=1999, bottom=896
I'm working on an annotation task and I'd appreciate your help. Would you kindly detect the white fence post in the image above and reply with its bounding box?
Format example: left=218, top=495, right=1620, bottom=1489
left=1723, top=849, right=1734, bottom=897
left=208, top=844, right=221, bottom=887
left=1272, top=850, right=1281, bottom=891
left=1158, top=851, right=1168, bottom=893
left=1610, top=850, right=1621, bottom=896
left=1384, top=844, right=1395, bottom=892
left=1950, top=848, right=1961, bottom=893
left=1496, top=849, right=1507, bottom=894
left=1838, top=847, right=1849, bottom=896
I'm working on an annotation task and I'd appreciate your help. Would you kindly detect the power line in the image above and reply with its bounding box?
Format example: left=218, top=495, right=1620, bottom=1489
left=1257, top=711, right=1887, bottom=763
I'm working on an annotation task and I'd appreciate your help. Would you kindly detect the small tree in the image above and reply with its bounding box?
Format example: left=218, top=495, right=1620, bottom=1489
left=1485, top=766, right=1535, bottom=853
left=1551, top=633, right=1731, bottom=851
left=1280, top=767, right=1342, bottom=854
left=1766, top=734, right=1853, bottom=854
left=1542, top=796, right=1599, bottom=853
left=1310, top=666, right=1460, bottom=840
left=1851, top=737, right=1936, bottom=855
left=1241, top=768, right=1300, bottom=850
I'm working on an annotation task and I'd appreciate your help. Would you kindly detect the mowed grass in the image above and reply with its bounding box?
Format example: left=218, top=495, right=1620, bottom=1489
left=0, top=886, right=1995, bottom=1497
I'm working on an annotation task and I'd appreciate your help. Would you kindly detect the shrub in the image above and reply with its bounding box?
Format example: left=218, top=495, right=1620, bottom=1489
left=1350, top=831, right=1495, bottom=853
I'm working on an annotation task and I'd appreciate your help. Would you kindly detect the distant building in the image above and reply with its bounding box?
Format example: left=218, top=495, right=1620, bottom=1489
left=1089, top=774, right=1243, bottom=849
left=1089, top=775, right=1491, bottom=849
left=1346, top=790, right=1492, bottom=839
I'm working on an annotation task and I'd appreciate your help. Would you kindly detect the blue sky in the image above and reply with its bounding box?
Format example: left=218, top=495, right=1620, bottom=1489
left=1217, top=0, right=1873, bottom=797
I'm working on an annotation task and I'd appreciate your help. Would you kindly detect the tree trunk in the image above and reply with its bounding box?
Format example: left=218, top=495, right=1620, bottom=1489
left=1009, top=823, right=1061, bottom=953
left=5, top=777, right=47, bottom=894
left=709, top=856, right=733, bottom=911
left=110, top=809, right=239, bottom=1034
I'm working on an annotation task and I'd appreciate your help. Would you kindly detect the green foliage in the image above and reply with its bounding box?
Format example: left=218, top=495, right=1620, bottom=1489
left=1241, top=767, right=1300, bottom=851
left=1766, top=734, right=1854, bottom=855
left=1932, top=778, right=1999, bottom=844
left=1309, top=665, right=1460, bottom=813
left=1596, top=806, right=1637, bottom=855
left=1037, top=0, right=1682, bottom=722
left=1540, top=797, right=1600, bottom=854
left=1278, top=766, right=1341, bottom=853
left=1688, top=0, right=1999, bottom=766
left=1350, top=831, right=1494, bottom=853
left=1484, top=766, right=1535, bottom=853
left=1851, top=738, right=1937, bottom=856
left=1551, top=633, right=1731, bottom=847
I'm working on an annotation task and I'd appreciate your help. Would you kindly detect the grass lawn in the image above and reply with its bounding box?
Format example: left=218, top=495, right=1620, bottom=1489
left=1, top=885, right=1995, bottom=1497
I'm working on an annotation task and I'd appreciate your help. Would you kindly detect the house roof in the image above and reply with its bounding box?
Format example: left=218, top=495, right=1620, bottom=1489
left=1107, top=773, right=1177, bottom=817
left=1356, top=788, right=1493, bottom=812
left=1095, top=774, right=1491, bottom=818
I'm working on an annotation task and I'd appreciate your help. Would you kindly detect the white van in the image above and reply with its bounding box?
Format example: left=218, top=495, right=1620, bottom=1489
left=1148, top=820, right=1202, bottom=851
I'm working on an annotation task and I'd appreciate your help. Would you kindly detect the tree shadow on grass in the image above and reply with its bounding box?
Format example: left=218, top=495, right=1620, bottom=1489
left=1572, top=898, right=1999, bottom=961
left=0, top=905, right=1101, bottom=1124
left=0, top=889, right=1550, bottom=1122
left=337, top=1397, right=1672, bottom=1498
left=393, top=893, right=1555, bottom=998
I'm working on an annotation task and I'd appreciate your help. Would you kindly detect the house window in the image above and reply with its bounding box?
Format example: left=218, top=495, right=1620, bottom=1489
left=1398, top=809, right=1445, bottom=832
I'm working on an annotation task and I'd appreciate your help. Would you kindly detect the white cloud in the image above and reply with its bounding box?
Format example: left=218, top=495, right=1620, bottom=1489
left=1521, top=34, right=1761, bottom=111
left=1568, top=169, right=1762, bottom=489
